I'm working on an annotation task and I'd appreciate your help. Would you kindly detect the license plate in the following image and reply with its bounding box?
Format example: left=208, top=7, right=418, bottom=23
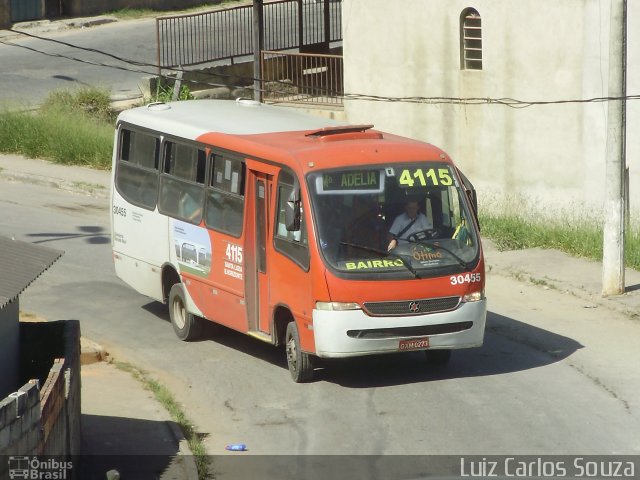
left=399, top=337, right=429, bottom=351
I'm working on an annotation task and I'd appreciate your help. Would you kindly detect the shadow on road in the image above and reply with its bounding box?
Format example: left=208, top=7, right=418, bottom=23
left=142, top=303, right=583, bottom=388
left=141, top=300, right=171, bottom=322
left=141, top=300, right=288, bottom=369
left=27, top=225, right=110, bottom=245
left=80, top=414, right=186, bottom=479
left=317, top=311, right=583, bottom=387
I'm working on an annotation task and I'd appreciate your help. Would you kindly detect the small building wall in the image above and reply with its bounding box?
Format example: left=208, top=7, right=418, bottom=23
left=0, top=320, right=81, bottom=478
left=0, top=300, right=19, bottom=399
left=0, top=382, right=41, bottom=459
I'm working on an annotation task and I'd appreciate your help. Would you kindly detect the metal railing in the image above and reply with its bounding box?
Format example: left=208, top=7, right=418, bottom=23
left=261, top=50, right=343, bottom=106
left=157, top=0, right=342, bottom=73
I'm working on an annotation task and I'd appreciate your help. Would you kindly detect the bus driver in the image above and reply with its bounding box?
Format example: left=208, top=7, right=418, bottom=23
left=387, top=199, right=432, bottom=251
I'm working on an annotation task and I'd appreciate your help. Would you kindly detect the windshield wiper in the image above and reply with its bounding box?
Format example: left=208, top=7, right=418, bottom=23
left=339, top=241, right=420, bottom=278
left=405, top=239, right=472, bottom=271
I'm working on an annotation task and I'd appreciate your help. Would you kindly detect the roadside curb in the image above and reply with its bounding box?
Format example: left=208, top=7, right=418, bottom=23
left=0, top=16, right=118, bottom=41
left=483, top=239, right=640, bottom=322
left=0, top=169, right=110, bottom=199
left=0, top=155, right=111, bottom=199
left=488, top=261, right=640, bottom=321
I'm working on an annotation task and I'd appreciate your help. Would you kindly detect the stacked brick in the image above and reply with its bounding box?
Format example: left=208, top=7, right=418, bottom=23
left=0, top=320, right=81, bottom=478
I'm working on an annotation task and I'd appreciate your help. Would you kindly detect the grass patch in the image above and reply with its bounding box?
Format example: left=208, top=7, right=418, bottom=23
left=479, top=210, right=640, bottom=271
left=108, top=1, right=248, bottom=19
left=107, top=7, right=157, bottom=19
left=529, top=277, right=555, bottom=289
left=113, top=361, right=209, bottom=480
left=41, top=87, right=116, bottom=123
left=0, top=108, right=113, bottom=168
left=0, top=88, right=114, bottom=169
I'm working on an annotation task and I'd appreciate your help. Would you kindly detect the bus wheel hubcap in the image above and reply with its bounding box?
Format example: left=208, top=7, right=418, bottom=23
left=174, top=299, right=186, bottom=329
left=287, top=337, right=297, bottom=370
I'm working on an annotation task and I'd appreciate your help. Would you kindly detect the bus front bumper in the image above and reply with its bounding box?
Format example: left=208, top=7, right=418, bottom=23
left=312, top=299, right=487, bottom=358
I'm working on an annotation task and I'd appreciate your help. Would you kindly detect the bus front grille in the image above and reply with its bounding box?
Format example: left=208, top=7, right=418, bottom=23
left=347, top=321, right=473, bottom=339
left=363, top=296, right=461, bottom=317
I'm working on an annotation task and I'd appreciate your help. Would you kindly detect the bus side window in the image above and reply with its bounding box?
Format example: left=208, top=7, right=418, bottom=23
left=274, top=170, right=309, bottom=270
left=158, top=141, right=206, bottom=224
left=115, top=128, right=159, bottom=210
left=205, top=154, right=245, bottom=237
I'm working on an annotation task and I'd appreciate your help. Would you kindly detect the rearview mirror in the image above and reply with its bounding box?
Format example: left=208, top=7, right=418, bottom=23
left=285, top=180, right=301, bottom=232
left=457, top=169, right=479, bottom=229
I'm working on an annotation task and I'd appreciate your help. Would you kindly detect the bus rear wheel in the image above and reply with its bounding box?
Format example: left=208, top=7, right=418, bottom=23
left=285, top=322, right=315, bottom=383
left=169, top=283, right=203, bottom=341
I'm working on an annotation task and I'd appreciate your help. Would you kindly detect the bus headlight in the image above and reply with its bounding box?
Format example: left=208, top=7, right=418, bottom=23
left=316, top=301, right=361, bottom=311
left=462, top=291, right=484, bottom=303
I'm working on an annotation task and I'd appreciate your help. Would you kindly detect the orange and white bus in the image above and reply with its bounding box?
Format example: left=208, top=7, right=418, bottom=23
left=110, top=99, right=486, bottom=382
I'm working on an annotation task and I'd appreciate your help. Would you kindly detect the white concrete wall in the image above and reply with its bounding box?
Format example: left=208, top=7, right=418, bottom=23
left=0, top=300, right=19, bottom=398
left=343, top=0, right=638, bottom=223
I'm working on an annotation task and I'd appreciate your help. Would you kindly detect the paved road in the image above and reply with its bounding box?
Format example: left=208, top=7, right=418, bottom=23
left=1, top=175, right=639, bottom=461
left=0, top=18, right=160, bottom=105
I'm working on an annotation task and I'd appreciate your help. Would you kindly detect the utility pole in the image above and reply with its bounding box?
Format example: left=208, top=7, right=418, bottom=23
left=602, top=0, right=627, bottom=296
left=253, top=0, right=264, bottom=102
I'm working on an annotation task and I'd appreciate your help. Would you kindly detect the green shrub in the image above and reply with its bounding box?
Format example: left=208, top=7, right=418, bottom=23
left=0, top=89, right=114, bottom=169
left=479, top=209, right=640, bottom=270
left=40, top=87, right=116, bottom=123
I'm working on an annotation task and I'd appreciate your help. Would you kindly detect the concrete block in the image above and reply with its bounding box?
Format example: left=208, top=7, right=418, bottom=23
left=16, top=430, right=39, bottom=455
left=80, top=337, right=106, bottom=365
left=192, top=87, right=233, bottom=100
left=26, top=403, right=41, bottom=430
left=10, top=415, right=24, bottom=443
left=8, top=390, right=28, bottom=417
left=15, top=434, right=26, bottom=455
left=231, top=87, right=255, bottom=99
left=0, top=395, right=16, bottom=428
left=0, top=423, right=10, bottom=451
left=20, top=381, right=40, bottom=409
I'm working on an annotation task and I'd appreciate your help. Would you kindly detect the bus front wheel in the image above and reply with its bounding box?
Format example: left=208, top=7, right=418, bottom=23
left=169, top=283, right=203, bottom=341
left=285, top=322, right=315, bottom=383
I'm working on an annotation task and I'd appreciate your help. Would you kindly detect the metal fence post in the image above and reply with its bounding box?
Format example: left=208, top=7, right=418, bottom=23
left=253, top=0, right=264, bottom=102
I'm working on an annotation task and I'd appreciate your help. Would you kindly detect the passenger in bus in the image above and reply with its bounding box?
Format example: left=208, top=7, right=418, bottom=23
left=387, top=198, right=432, bottom=250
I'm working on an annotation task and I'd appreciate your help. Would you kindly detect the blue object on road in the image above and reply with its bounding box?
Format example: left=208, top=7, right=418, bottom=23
left=226, top=444, right=247, bottom=451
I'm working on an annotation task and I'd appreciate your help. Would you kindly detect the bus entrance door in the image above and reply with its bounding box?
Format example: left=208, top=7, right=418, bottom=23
left=245, top=169, right=274, bottom=337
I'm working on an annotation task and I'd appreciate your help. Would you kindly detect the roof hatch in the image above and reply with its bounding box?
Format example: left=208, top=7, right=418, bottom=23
left=305, top=124, right=383, bottom=141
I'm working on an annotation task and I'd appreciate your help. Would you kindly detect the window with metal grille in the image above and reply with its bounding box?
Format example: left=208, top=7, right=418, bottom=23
left=461, top=8, right=482, bottom=70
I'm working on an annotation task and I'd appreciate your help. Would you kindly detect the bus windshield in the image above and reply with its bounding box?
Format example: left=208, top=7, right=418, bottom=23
left=307, top=163, right=479, bottom=278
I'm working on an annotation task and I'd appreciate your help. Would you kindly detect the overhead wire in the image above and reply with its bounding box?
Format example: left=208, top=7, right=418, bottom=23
left=2, top=28, right=640, bottom=109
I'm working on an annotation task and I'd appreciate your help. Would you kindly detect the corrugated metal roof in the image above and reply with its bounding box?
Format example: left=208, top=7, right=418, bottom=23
left=0, top=236, right=63, bottom=310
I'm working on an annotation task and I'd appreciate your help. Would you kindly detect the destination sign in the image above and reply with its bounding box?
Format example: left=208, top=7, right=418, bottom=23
left=317, top=170, right=385, bottom=194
